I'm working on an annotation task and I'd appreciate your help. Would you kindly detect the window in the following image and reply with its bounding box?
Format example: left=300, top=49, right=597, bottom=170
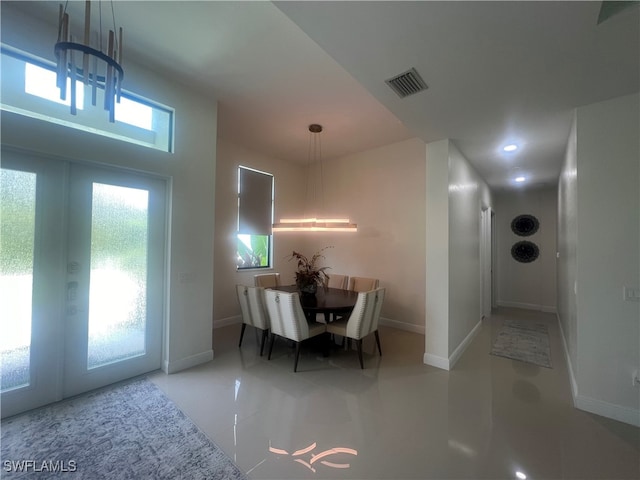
left=1, top=45, right=174, bottom=152
left=236, top=166, right=273, bottom=269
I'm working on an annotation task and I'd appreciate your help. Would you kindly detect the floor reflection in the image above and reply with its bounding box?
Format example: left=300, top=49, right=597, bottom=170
left=150, top=308, right=640, bottom=479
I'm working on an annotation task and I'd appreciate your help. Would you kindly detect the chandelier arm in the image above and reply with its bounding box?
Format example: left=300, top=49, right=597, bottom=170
left=111, top=0, right=118, bottom=46
left=99, top=0, right=103, bottom=52
left=83, top=0, right=91, bottom=84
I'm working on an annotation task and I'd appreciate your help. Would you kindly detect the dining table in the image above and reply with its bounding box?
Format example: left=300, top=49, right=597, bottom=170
left=272, top=285, right=359, bottom=356
left=272, top=285, right=359, bottom=323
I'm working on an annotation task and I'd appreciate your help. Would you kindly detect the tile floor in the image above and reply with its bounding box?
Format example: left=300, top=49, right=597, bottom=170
left=150, top=308, right=640, bottom=480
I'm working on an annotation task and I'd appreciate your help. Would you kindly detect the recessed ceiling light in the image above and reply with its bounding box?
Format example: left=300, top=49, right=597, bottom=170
left=515, top=176, right=526, bottom=183
left=515, top=472, right=527, bottom=480
left=503, top=144, right=518, bottom=152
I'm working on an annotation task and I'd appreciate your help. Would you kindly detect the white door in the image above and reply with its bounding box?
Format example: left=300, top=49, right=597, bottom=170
left=1, top=151, right=166, bottom=417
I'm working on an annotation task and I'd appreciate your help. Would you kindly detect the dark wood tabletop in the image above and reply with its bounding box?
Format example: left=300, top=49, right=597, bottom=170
left=273, top=285, right=359, bottom=322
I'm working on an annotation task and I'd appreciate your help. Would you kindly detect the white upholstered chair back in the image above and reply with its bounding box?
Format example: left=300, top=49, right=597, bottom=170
left=236, top=285, right=269, bottom=330
left=254, top=273, right=280, bottom=288
left=264, top=289, right=309, bottom=342
left=326, top=287, right=385, bottom=368
left=348, top=276, right=379, bottom=292
left=345, top=288, right=385, bottom=340
left=327, top=273, right=349, bottom=290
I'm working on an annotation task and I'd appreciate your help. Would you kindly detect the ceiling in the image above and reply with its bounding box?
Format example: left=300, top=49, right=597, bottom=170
left=4, top=1, right=639, bottom=191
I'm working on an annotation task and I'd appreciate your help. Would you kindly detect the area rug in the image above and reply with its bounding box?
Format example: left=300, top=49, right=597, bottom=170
left=1, top=378, right=247, bottom=480
left=490, top=320, right=552, bottom=368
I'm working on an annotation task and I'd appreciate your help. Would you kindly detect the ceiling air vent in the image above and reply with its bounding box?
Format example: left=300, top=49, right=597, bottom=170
left=385, top=68, right=428, bottom=98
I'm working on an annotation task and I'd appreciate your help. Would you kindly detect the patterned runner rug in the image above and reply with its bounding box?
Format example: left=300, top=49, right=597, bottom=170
left=490, top=320, right=552, bottom=368
left=1, top=378, right=247, bottom=479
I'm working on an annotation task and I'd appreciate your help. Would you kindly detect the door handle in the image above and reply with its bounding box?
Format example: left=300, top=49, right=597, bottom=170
left=67, top=281, right=78, bottom=301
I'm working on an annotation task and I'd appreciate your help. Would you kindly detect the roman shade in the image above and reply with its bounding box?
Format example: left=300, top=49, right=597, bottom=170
left=238, top=166, right=273, bottom=235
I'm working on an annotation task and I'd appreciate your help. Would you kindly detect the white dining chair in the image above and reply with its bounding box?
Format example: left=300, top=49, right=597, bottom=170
left=348, top=276, right=379, bottom=292
left=327, top=273, right=349, bottom=290
left=264, top=289, right=326, bottom=372
left=326, top=288, right=385, bottom=369
left=254, top=273, right=280, bottom=288
left=236, top=285, right=270, bottom=356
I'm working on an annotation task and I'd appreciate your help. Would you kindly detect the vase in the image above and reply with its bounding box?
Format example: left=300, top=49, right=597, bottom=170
left=298, top=281, right=318, bottom=296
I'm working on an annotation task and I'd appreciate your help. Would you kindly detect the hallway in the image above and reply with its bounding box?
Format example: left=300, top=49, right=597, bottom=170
left=150, top=308, right=640, bottom=479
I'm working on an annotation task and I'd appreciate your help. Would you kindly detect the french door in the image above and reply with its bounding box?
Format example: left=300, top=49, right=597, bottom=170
left=1, top=150, right=166, bottom=417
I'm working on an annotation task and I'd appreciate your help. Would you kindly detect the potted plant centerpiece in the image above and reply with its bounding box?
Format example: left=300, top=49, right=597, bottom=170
left=288, top=246, right=332, bottom=295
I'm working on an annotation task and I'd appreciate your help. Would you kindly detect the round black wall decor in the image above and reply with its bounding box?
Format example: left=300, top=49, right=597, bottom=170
left=511, top=241, right=539, bottom=263
left=511, top=214, right=539, bottom=236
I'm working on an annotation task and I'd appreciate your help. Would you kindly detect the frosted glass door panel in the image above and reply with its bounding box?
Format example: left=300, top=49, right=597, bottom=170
left=1, top=152, right=65, bottom=419
left=0, top=169, right=36, bottom=391
left=87, top=183, right=149, bottom=369
left=64, top=163, right=164, bottom=398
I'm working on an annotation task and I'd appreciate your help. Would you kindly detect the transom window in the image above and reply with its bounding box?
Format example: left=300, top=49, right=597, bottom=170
left=1, top=45, right=174, bottom=152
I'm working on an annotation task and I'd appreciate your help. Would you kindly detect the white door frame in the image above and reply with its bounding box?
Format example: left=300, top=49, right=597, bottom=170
left=63, top=163, right=166, bottom=397
left=480, top=207, right=493, bottom=319
left=1, top=150, right=168, bottom=417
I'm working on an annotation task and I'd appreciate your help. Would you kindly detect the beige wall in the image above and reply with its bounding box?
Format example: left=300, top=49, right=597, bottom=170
left=495, top=186, right=557, bottom=312
left=213, top=137, right=427, bottom=332
left=303, top=137, right=427, bottom=331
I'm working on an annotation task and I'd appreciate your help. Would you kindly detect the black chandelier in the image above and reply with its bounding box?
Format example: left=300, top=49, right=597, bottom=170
left=55, top=0, right=123, bottom=122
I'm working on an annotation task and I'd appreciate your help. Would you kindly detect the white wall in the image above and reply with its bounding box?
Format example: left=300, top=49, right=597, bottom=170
left=425, top=139, right=450, bottom=364
left=1, top=5, right=218, bottom=373
left=574, top=92, right=639, bottom=425
left=559, top=93, right=640, bottom=426
left=425, top=140, right=493, bottom=370
left=557, top=115, right=578, bottom=379
left=495, top=187, right=557, bottom=312
left=448, top=143, right=492, bottom=358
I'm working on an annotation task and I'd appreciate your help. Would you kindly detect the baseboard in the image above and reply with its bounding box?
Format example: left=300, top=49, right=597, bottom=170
left=214, top=315, right=241, bottom=329
left=449, top=320, right=482, bottom=369
left=556, top=313, right=578, bottom=403
left=423, top=352, right=450, bottom=370
left=575, top=394, right=640, bottom=427
left=497, top=301, right=557, bottom=314
left=556, top=313, right=640, bottom=427
left=380, top=317, right=425, bottom=334
left=163, top=350, right=213, bottom=374
left=423, top=320, right=482, bottom=371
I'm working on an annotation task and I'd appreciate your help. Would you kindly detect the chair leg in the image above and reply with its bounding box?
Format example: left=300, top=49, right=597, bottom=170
left=238, top=323, right=247, bottom=348
left=356, top=339, right=364, bottom=369
left=374, top=330, right=382, bottom=356
left=260, top=329, right=268, bottom=356
left=293, top=342, right=301, bottom=372
left=268, top=333, right=277, bottom=360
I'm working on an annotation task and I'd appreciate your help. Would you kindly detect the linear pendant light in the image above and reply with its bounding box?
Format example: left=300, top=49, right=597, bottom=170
left=273, top=124, right=357, bottom=233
